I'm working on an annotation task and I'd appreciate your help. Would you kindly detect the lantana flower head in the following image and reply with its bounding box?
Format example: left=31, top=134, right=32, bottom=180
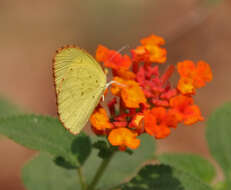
left=90, top=34, right=212, bottom=151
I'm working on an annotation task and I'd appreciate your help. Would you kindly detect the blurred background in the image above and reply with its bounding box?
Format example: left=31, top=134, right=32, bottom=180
left=0, top=0, right=230, bottom=189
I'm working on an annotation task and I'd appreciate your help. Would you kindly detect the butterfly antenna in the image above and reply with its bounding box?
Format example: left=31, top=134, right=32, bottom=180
left=101, top=44, right=129, bottom=102
left=101, top=81, right=126, bottom=102
left=105, top=80, right=126, bottom=89
left=109, top=44, right=130, bottom=61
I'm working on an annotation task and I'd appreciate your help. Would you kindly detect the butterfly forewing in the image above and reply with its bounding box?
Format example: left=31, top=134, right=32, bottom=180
left=53, top=46, right=106, bottom=134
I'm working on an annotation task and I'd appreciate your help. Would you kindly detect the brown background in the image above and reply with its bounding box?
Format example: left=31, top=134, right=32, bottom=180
left=0, top=0, right=230, bottom=189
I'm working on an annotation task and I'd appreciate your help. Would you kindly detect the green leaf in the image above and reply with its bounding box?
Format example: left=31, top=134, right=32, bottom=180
left=122, top=164, right=212, bottom=190
left=0, top=115, right=91, bottom=167
left=214, top=181, right=229, bottom=190
left=22, top=153, right=80, bottom=190
left=158, top=153, right=216, bottom=184
left=71, top=134, right=92, bottom=165
left=83, top=134, right=156, bottom=189
left=93, top=139, right=114, bottom=159
left=54, top=156, right=77, bottom=169
left=122, top=165, right=184, bottom=190
left=172, top=169, right=212, bottom=190
left=206, top=102, right=231, bottom=181
left=0, top=96, right=20, bottom=117
left=0, top=96, right=21, bottom=140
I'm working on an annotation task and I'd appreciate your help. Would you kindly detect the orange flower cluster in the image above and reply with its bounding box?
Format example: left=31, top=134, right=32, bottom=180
left=177, top=60, right=212, bottom=94
left=90, top=34, right=213, bottom=151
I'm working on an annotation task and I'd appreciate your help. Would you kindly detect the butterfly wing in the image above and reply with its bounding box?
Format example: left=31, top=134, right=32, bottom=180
left=53, top=46, right=106, bottom=134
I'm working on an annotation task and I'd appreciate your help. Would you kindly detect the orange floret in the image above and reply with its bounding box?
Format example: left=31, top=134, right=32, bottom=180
left=111, top=77, right=147, bottom=108
left=96, top=45, right=131, bottom=70
left=131, top=45, right=149, bottom=63
left=110, top=77, right=126, bottom=96
left=132, top=45, right=166, bottom=64
left=131, top=34, right=167, bottom=64
left=169, top=95, right=204, bottom=125
left=90, top=106, right=113, bottom=131
left=140, top=34, right=165, bottom=46
left=144, top=107, right=172, bottom=139
left=141, top=34, right=166, bottom=63
left=129, top=113, right=144, bottom=128
left=108, top=128, right=140, bottom=150
left=129, top=113, right=144, bottom=134
left=145, top=45, right=167, bottom=63
left=177, top=77, right=195, bottom=94
left=194, top=61, right=213, bottom=88
left=177, top=60, right=212, bottom=94
left=115, top=69, right=136, bottom=80
left=95, top=45, right=109, bottom=62
left=121, top=80, right=147, bottom=108
left=183, top=105, right=204, bottom=125
left=177, top=60, right=196, bottom=77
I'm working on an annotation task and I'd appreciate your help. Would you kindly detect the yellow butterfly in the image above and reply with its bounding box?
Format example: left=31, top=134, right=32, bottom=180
left=53, top=45, right=107, bottom=134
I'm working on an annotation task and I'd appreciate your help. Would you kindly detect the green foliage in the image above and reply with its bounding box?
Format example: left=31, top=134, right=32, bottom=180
left=0, top=96, right=21, bottom=139
left=122, top=164, right=212, bottom=190
left=93, top=139, right=114, bottom=159
left=122, top=165, right=184, bottom=190
left=71, top=134, right=92, bottom=165
left=22, top=134, right=155, bottom=190
left=83, top=134, right=156, bottom=189
left=22, top=153, right=80, bottom=190
left=158, top=153, right=216, bottom=184
left=0, top=96, right=20, bottom=117
left=214, top=181, right=229, bottom=190
left=0, top=115, right=91, bottom=167
left=93, top=139, right=133, bottom=159
left=172, top=167, right=213, bottom=190
left=206, top=102, right=231, bottom=186
left=5, top=96, right=231, bottom=190
left=54, top=156, right=77, bottom=169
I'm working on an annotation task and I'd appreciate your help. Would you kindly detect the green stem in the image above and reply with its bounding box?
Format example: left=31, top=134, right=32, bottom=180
left=77, top=167, right=87, bottom=190
left=87, top=151, right=116, bottom=190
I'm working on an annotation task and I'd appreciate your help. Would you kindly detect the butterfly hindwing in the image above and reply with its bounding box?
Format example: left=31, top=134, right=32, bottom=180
left=53, top=46, right=106, bottom=134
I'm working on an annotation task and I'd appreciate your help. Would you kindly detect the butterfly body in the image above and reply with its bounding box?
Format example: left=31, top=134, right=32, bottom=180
left=53, top=46, right=106, bottom=134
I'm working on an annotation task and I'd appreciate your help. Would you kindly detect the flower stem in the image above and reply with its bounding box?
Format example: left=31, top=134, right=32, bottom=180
left=77, top=167, right=87, bottom=190
left=87, top=151, right=116, bottom=190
